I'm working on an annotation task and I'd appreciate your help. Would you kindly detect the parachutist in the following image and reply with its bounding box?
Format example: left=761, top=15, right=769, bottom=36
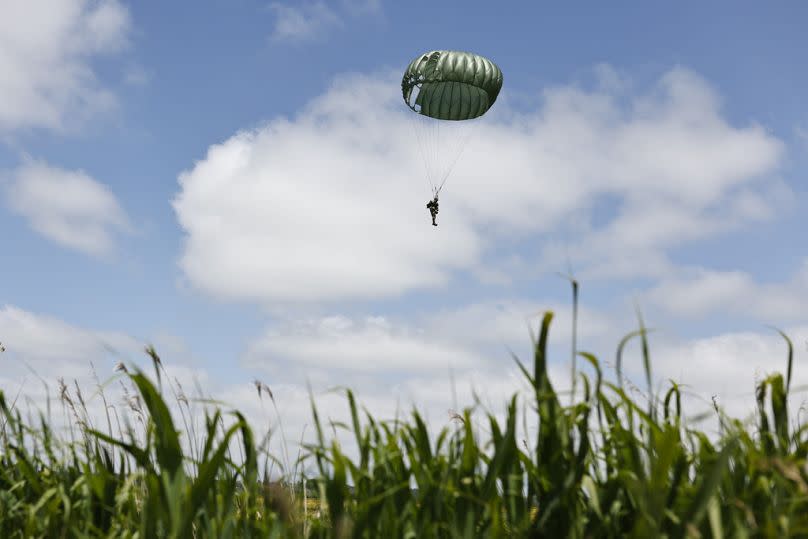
left=403, top=51, right=502, bottom=216
left=426, top=196, right=439, bottom=226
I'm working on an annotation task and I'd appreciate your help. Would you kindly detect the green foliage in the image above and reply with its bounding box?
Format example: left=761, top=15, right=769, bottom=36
left=0, top=284, right=806, bottom=537
left=0, top=370, right=300, bottom=538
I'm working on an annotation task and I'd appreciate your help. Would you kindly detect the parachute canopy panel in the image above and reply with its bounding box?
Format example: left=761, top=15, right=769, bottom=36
left=402, top=50, right=503, bottom=121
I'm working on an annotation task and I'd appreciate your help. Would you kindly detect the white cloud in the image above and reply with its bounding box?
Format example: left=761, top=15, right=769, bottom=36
left=4, top=303, right=804, bottom=471
left=236, top=306, right=577, bottom=467
left=5, top=160, right=132, bottom=257
left=637, top=326, right=808, bottom=433
left=0, top=305, right=214, bottom=446
left=268, top=0, right=381, bottom=43
left=123, top=64, right=151, bottom=87
left=240, top=299, right=623, bottom=400
left=239, top=300, right=589, bottom=441
left=268, top=2, right=344, bottom=42
left=0, top=0, right=131, bottom=133
left=423, top=299, right=620, bottom=352
left=173, top=66, right=785, bottom=305
left=796, top=126, right=808, bottom=149
left=341, top=0, right=382, bottom=15
left=214, top=371, right=541, bottom=477
left=0, top=305, right=140, bottom=380
left=0, top=304, right=547, bottom=470
left=527, top=69, right=787, bottom=281
left=644, top=260, right=808, bottom=322
left=243, top=314, right=486, bottom=375
left=557, top=178, right=791, bottom=282
left=174, top=73, right=481, bottom=303
left=239, top=306, right=808, bottom=456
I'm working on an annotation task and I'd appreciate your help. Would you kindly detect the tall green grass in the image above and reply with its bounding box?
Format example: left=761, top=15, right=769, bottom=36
left=0, top=288, right=806, bottom=537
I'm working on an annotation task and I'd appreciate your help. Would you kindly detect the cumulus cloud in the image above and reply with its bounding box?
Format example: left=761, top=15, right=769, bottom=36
left=0, top=307, right=213, bottom=421
left=241, top=298, right=622, bottom=395
left=0, top=0, right=131, bottom=133
left=268, top=0, right=379, bottom=43
left=123, top=64, right=151, bottom=87
left=4, top=303, right=803, bottom=469
left=173, top=66, right=785, bottom=305
left=0, top=305, right=213, bottom=444
left=236, top=303, right=580, bottom=464
left=341, top=0, right=382, bottom=15
left=268, top=2, right=341, bottom=42
left=0, top=306, right=139, bottom=436
left=5, top=160, right=132, bottom=257
left=643, top=259, right=808, bottom=323
left=422, top=299, right=620, bottom=352
left=174, top=72, right=481, bottom=303
left=637, top=326, right=808, bottom=433
left=243, top=314, right=486, bottom=374
left=214, top=306, right=808, bottom=456
left=235, top=300, right=618, bottom=468
left=554, top=179, right=791, bottom=282
left=796, top=126, right=808, bottom=150
left=216, top=367, right=542, bottom=477
left=0, top=305, right=139, bottom=378
left=527, top=69, right=787, bottom=280
left=0, top=304, right=549, bottom=469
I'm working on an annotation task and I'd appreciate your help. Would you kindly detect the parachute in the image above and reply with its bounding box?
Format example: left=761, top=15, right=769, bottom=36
left=402, top=50, right=503, bottom=197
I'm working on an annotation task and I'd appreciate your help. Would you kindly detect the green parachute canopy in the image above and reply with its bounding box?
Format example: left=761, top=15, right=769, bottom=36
left=402, top=50, right=503, bottom=121
left=402, top=50, right=503, bottom=197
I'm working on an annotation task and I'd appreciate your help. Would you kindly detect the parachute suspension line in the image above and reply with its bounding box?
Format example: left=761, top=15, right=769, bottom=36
left=407, top=96, right=441, bottom=197
left=410, top=111, right=481, bottom=198
left=431, top=117, right=481, bottom=198
left=408, top=112, right=435, bottom=196
left=402, top=48, right=503, bottom=195
left=433, top=124, right=471, bottom=196
left=412, top=117, right=433, bottom=195
left=402, top=50, right=502, bottom=201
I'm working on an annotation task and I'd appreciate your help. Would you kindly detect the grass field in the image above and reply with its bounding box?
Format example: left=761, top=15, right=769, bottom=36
left=1, top=284, right=806, bottom=538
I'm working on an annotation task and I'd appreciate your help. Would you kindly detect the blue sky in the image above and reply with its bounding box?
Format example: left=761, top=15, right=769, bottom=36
left=1, top=1, right=808, bottom=450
